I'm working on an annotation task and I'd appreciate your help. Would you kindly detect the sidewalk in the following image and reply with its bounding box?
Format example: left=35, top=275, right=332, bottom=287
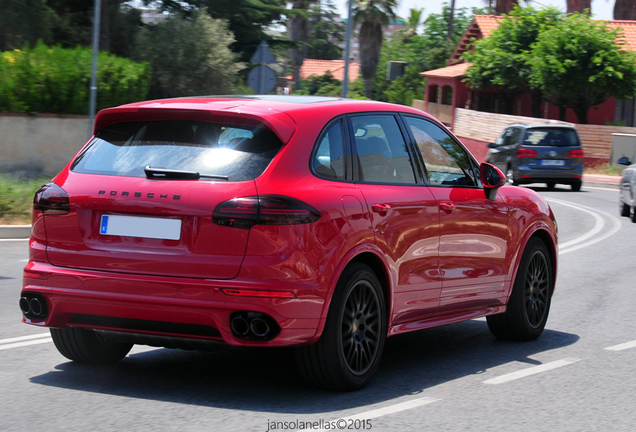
left=0, top=174, right=621, bottom=240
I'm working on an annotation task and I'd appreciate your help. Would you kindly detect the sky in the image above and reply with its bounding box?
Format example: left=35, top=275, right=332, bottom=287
left=334, top=0, right=614, bottom=22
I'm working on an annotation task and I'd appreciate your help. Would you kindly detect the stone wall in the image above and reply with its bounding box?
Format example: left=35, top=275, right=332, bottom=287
left=0, top=114, right=90, bottom=177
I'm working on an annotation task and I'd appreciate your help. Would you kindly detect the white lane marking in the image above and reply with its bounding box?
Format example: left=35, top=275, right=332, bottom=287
left=0, top=238, right=29, bottom=242
left=605, top=340, right=636, bottom=351
left=546, top=198, right=622, bottom=255
left=0, top=333, right=52, bottom=351
left=483, top=358, right=580, bottom=385
left=295, top=397, right=440, bottom=432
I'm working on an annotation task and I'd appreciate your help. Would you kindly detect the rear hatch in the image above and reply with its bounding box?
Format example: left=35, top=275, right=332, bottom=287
left=521, top=127, right=583, bottom=170
left=41, top=117, right=285, bottom=279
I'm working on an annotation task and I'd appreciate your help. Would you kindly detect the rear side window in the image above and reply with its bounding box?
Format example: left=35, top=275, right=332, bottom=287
left=71, top=120, right=284, bottom=181
left=351, top=115, right=417, bottom=184
left=523, top=128, right=581, bottom=147
left=312, top=120, right=346, bottom=180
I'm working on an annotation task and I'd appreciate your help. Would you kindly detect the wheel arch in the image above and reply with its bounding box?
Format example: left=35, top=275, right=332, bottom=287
left=311, top=246, right=393, bottom=344
left=510, top=226, right=558, bottom=301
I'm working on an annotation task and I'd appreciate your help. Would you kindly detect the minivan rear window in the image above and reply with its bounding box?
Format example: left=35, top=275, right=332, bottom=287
left=71, top=120, right=284, bottom=181
left=523, top=128, right=581, bottom=147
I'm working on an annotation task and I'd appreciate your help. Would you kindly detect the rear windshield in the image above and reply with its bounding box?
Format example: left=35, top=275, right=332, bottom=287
left=71, top=120, right=284, bottom=181
left=523, top=128, right=581, bottom=147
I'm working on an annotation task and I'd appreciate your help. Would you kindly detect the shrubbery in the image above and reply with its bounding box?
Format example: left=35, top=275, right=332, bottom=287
left=0, top=42, right=149, bottom=115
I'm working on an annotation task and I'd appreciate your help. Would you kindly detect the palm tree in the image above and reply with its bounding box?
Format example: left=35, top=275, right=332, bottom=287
left=566, top=0, right=592, bottom=13
left=353, top=0, right=397, bottom=98
left=402, top=7, right=423, bottom=38
left=289, top=0, right=311, bottom=91
left=495, top=0, right=520, bottom=14
left=614, top=0, right=636, bottom=19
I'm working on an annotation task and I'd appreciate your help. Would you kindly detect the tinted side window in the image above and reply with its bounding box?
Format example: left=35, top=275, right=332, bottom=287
left=351, top=115, right=417, bottom=184
left=405, top=116, right=477, bottom=187
left=498, top=127, right=522, bottom=146
left=312, top=119, right=346, bottom=180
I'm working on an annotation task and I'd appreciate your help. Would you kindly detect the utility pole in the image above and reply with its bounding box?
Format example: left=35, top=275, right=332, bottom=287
left=447, top=0, right=456, bottom=39
left=341, top=0, right=354, bottom=98
left=88, top=0, right=101, bottom=138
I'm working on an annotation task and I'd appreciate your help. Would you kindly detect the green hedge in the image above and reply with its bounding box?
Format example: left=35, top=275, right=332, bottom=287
left=0, top=43, right=150, bottom=115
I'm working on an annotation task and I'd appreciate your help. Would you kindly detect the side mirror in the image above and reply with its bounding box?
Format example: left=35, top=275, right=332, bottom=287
left=618, top=156, right=631, bottom=166
left=487, top=142, right=497, bottom=148
left=480, top=162, right=506, bottom=200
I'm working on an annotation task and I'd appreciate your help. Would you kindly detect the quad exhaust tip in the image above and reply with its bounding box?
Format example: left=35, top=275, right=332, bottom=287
left=230, top=312, right=280, bottom=341
left=20, top=293, right=49, bottom=320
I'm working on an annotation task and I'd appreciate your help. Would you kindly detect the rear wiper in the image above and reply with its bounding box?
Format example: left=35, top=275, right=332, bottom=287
left=144, top=166, right=229, bottom=181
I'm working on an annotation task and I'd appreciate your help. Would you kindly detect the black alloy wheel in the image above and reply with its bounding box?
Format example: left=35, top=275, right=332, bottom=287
left=341, top=277, right=383, bottom=376
left=487, top=237, right=553, bottom=341
left=296, top=262, right=386, bottom=391
left=524, top=247, right=551, bottom=329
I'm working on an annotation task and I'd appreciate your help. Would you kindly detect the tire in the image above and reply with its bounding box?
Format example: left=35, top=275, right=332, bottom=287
left=50, top=327, right=133, bottom=364
left=487, top=238, right=553, bottom=341
left=571, top=180, right=582, bottom=192
left=296, top=263, right=386, bottom=391
left=631, top=205, right=636, bottom=223
left=620, top=199, right=630, bottom=217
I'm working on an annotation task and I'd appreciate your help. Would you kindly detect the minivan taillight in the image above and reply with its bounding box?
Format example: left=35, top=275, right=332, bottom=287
left=567, top=149, right=585, bottom=158
left=33, top=183, right=70, bottom=215
left=213, top=196, right=321, bottom=229
left=517, top=148, right=539, bottom=158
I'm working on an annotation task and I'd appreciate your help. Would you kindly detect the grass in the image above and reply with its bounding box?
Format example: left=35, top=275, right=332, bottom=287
left=0, top=175, right=50, bottom=225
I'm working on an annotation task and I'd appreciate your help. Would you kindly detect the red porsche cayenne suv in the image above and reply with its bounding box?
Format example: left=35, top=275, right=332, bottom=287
left=20, top=96, right=557, bottom=390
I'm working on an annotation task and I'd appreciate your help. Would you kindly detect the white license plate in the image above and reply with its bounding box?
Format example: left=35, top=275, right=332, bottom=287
left=100, top=215, right=182, bottom=240
left=541, top=159, right=565, bottom=166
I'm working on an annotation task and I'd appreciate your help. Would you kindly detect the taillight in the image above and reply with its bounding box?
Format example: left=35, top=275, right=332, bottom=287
left=213, top=195, right=321, bottom=229
left=33, top=183, right=70, bottom=215
left=517, top=148, right=539, bottom=158
left=568, top=149, right=585, bottom=158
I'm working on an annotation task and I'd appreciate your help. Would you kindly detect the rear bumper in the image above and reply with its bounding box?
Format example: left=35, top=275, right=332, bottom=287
left=21, top=261, right=326, bottom=347
left=516, top=165, right=583, bottom=183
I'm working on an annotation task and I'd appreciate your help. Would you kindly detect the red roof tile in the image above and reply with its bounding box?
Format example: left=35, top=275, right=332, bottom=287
left=296, top=59, right=361, bottom=82
left=605, top=20, right=636, bottom=52
left=420, top=62, right=471, bottom=79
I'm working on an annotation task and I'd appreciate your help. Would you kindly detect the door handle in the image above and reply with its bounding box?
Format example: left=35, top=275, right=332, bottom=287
left=372, top=203, right=392, bottom=213
left=439, top=202, right=456, bottom=213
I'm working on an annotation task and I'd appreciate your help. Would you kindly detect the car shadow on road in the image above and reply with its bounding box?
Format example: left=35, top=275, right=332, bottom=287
left=29, top=319, right=579, bottom=414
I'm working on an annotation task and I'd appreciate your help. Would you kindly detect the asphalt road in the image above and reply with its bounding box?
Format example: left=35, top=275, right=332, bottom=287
left=1, top=184, right=634, bottom=432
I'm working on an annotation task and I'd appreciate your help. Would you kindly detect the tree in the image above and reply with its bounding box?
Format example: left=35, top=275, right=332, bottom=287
left=495, top=0, right=521, bottom=14
left=566, top=0, right=591, bottom=14
left=402, top=8, right=424, bottom=38
left=422, top=3, right=479, bottom=71
left=134, top=11, right=243, bottom=99
left=306, top=0, right=344, bottom=60
left=353, top=0, right=397, bottom=99
left=463, top=6, right=563, bottom=116
left=614, top=0, right=636, bottom=20
left=147, top=0, right=287, bottom=63
left=0, top=0, right=57, bottom=51
left=530, top=13, right=636, bottom=124
left=288, top=0, right=311, bottom=91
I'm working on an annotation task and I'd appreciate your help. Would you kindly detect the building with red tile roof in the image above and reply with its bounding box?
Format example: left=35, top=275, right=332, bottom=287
left=421, top=15, right=636, bottom=128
